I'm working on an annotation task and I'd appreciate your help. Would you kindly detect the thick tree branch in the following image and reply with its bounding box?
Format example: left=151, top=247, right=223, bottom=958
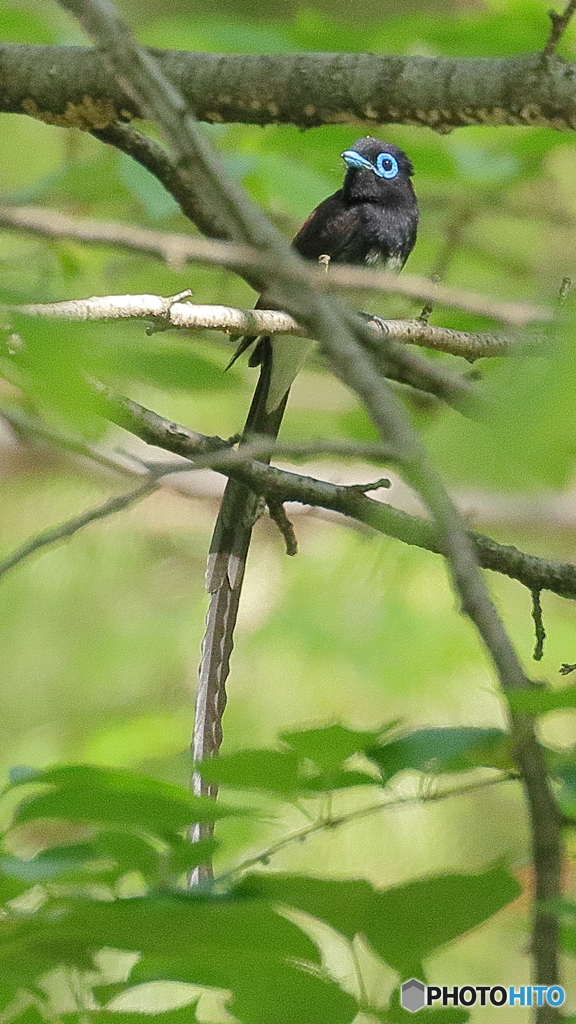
left=93, top=387, right=576, bottom=603
left=4, top=44, right=576, bottom=133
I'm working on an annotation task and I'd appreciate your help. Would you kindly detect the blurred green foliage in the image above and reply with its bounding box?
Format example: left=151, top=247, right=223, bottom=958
left=0, top=747, right=522, bottom=1020
left=1, top=0, right=576, bottom=1018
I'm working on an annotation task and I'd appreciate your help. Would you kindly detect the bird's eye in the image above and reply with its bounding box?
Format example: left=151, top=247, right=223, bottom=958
left=375, top=153, right=399, bottom=179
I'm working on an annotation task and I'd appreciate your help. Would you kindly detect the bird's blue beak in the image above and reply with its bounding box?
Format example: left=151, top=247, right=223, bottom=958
left=341, top=150, right=374, bottom=172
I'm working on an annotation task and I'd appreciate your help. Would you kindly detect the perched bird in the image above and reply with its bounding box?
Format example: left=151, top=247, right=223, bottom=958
left=196, top=137, right=419, bottom=784
left=230, top=135, right=418, bottom=430
left=295, top=137, right=418, bottom=268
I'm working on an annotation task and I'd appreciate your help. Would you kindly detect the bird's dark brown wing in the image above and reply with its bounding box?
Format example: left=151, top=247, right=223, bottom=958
left=292, top=190, right=366, bottom=263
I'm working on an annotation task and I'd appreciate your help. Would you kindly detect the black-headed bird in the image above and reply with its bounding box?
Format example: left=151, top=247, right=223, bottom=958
left=197, top=136, right=419, bottom=749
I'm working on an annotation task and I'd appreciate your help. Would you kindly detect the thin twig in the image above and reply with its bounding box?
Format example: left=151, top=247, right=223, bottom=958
left=531, top=589, right=546, bottom=661
left=0, top=478, right=158, bottom=579
left=266, top=499, right=298, bottom=556
left=11, top=297, right=483, bottom=411
left=432, top=205, right=475, bottom=282
left=417, top=277, right=439, bottom=325
left=215, top=771, right=519, bottom=885
left=558, top=275, right=572, bottom=304
left=0, top=404, right=145, bottom=477
left=0, top=439, right=220, bottom=579
left=543, top=0, right=576, bottom=56
left=417, top=206, right=475, bottom=323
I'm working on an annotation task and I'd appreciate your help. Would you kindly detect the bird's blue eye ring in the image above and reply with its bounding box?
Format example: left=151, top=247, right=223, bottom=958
left=375, top=153, right=399, bottom=179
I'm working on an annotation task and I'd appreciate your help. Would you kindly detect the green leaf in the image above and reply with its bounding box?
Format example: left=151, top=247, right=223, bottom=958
left=508, top=684, right=576, bottom=715
left=9, top=314, right=103, bottom=435
left=196, top=745, right=376, bottom=795
left=367, top=728, right=512, bottom=779
left=117, top=156, right=180, bottom=222
left=426, top=317, right=576, bottom=492
left=196, top=749, right=305, bottom=794
left=302, top=768, right=378, bottom=791
left=554, top=765, right=576, bottom=819
left=3, top=1006, right=47, bottom=1024
left=0, top=918, right=93, bottom=984
left=165, top=836, right=218, bottom=876
left=62, top=1009, right=201, bottom=1024
left=8, top=766, right=41, bottom=784
left=26, top=892, right=356, bottom=1024
left=9, top=764, right=243, bottom=837
left=0, top=845, right=102, bottom=883
left=0, top=861, right=36, bottom=900
left=0, top=979, right=29, bottom=1016
left=281, top=723, right=386, bottom=772
left=91, top=832, right=161, bottom=881
left=1, top=834, right=171, bottom=890
left=554, top=899, right=576, bottom=955
left=91, top=340, right=229, bottom=393
left=245, top=866, right=521, bottom=974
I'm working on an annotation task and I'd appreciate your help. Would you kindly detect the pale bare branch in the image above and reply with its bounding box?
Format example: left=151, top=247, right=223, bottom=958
left=11, top=293, right=531, bottom=360
left=1, top=205, right=550, bottom=326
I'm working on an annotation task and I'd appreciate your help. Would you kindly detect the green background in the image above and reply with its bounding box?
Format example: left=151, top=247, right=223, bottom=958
left=1, top=0, right=576, bottom=1017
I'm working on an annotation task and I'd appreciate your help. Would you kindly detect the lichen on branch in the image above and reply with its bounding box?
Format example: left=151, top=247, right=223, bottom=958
left=3, top=44, right=576, bottom=133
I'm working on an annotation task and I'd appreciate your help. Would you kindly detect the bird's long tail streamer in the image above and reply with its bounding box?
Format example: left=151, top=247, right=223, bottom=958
left=191, top=339, right=288, bottom=879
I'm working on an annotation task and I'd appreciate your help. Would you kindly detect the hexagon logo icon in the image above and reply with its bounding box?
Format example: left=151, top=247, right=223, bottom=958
left=401, top=978, right=426, bottom=1013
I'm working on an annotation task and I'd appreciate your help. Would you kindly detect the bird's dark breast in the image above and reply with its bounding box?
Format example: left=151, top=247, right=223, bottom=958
left=364, top=203, right=419, bottom=268
left=293, top=193, right=417, bottom=269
